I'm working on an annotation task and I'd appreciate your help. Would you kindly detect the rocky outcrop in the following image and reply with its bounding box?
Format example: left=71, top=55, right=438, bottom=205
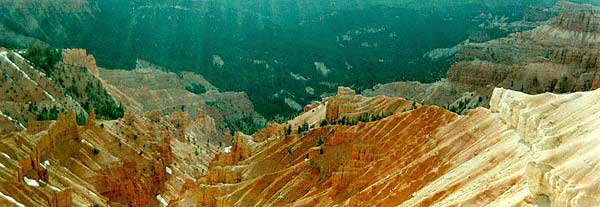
left=0, top=47, right=126, bottom=133
left=285, top=87, right=417, bottom=133
left=62, top=49, right=99, bottom=76
left=325, top=87, right=416, bottom=122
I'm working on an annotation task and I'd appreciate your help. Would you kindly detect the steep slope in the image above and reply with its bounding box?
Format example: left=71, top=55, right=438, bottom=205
left=364, top=2, right=600, bottom=114
left=179, top=87, right=600, bottom=206
left=0, top=47, right=124, bottom=133
left=0, top=0, right=96, bottom=47
left=0, top=47, right=225, bottom=206
left=0, top=107, right=220, bottom=206
left=0, top=47, right=263, bottom=206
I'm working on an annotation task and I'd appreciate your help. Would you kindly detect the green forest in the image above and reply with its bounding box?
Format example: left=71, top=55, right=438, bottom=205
left=0, top=0, right=564, bottom=120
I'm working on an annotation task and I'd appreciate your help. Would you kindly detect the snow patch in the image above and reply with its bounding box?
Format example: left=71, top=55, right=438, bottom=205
left=212, top=55, right=225, bottom=67
left=0, top=163, right=5, bottom=168
left=81, top=139, right=95, bottom=149
left=1, top=153, right=10, bottom=159
left=44, top=91, right=56, bottom=102
left=39, top=180, right=61, bottom=192
left=0, top=192, right=26, bottom=207
left=252, top=59, right=266, bottom=65
left=314, top=62, right=330, bottom=76
left=41, top=160, right=50, bottom=169
left=66, top=95, right=84, bottom=111
left=11, top=52, right=38, bottom=72
left=156, top=194, right=168, bottom=206
left=0, top=51, right=56, bottom=102
left=48, top=185, right=61, bottom=192
left=305, top=87, right=315, bottom=95
left=0, top=110, right=26, bottom=130
left=88, top=191, right=100, bottom=198
left=23, top=177, right=39, bottom=187
left=360, top=42, right=378, bottom=48
left=345, top=62, right=353, bottom=70
left=290, top=72, right=309, bottom=81
left=341, top=34, right=352, bottom=41
left=284, top=98, right=303, bottom=111
left=223, top=146, right=232, bottom=153
left=165, top=167, right=172, bottom=175
left=0, top=51, right=32, bottom=81
left=424, top=40, right=470, bottom=60
left=173, top=5, right=191, bottom=11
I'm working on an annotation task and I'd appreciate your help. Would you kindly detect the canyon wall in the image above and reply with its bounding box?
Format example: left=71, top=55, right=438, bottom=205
left=364, top=5, right=600, bottom=114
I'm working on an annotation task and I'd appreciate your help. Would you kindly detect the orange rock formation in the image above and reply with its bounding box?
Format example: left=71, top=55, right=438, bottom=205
left=172, top=86, right=600, bottom=206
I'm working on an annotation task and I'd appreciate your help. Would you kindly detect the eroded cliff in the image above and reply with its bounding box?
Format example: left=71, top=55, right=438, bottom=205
left=177, top=86, right=600, bottom=206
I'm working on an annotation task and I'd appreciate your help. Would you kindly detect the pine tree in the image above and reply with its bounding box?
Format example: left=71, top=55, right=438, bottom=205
left=320, top=119, right=328, bottom=127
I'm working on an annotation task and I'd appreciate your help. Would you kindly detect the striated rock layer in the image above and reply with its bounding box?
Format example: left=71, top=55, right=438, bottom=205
left=177, top=87, right=600, bottom=206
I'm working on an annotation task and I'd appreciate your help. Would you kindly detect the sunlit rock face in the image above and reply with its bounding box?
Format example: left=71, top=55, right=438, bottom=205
left=170, top=87, right=600, bottom=206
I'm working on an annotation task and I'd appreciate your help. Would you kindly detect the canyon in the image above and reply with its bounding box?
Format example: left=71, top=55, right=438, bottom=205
left=2, top=1, right=600, bottom=207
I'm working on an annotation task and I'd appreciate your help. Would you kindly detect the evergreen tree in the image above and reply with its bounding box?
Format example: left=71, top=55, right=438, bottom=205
left=320, top=119, right=328, bottom=127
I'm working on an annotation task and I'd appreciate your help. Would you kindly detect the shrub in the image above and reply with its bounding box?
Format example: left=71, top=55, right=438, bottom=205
left=297, top=122, right=309, bottom=133
left=185, top=83, right=207, bottom=94
left=316, top=137, right=324, bottom=147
